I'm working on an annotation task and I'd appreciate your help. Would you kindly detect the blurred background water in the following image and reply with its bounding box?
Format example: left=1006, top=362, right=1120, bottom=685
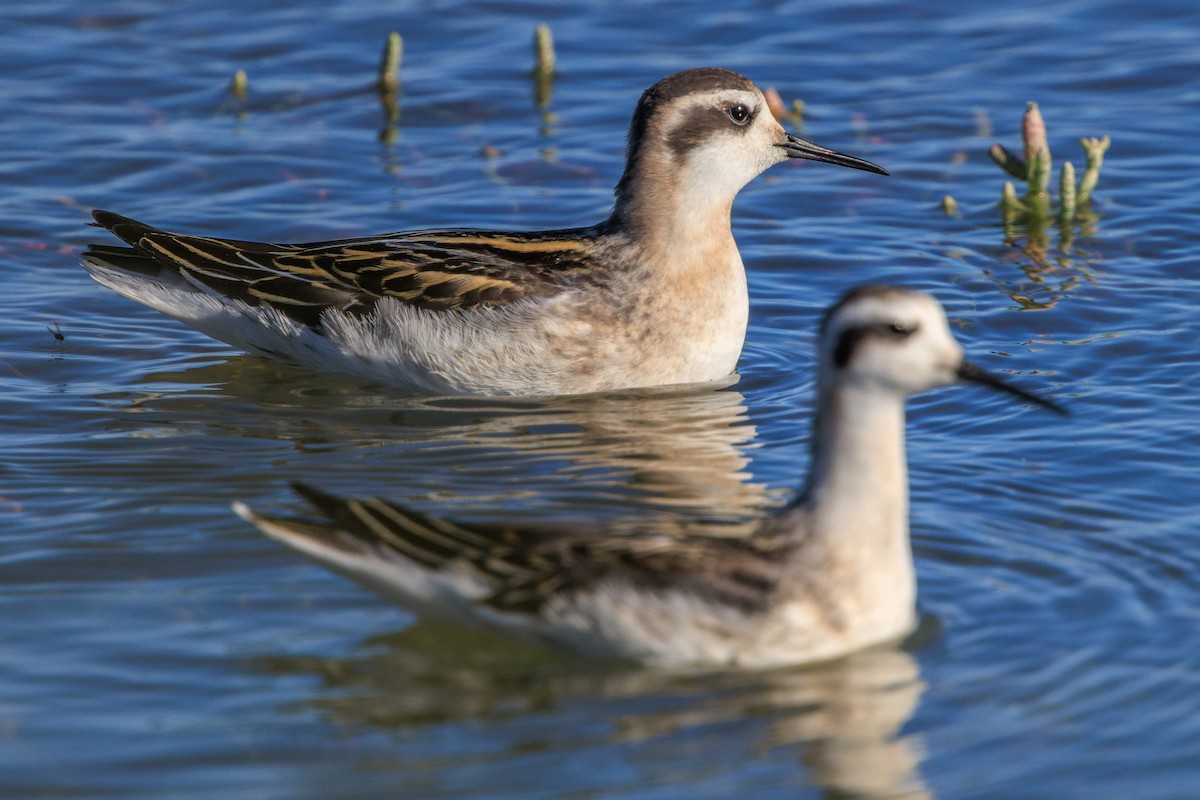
left=2, top=0, right=1199, bottom=797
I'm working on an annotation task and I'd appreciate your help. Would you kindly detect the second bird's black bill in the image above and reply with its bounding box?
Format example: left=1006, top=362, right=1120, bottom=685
left=956, top=360, right=1067, bottom=415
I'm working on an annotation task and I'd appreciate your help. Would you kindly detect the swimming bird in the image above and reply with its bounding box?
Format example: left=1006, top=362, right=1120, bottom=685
left=235, top=286, right=1065, bottom=668
left=81, top=68, right=886, bottom=396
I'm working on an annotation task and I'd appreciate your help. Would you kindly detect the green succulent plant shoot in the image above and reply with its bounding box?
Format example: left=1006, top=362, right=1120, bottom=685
left=989, top=101, right=1111, bottom=223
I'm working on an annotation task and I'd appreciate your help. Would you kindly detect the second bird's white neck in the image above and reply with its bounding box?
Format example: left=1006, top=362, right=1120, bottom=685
left=786, top=379, right=917, bottom=642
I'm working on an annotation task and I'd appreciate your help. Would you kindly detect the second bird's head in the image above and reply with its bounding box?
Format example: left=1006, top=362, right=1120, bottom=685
left=818, top=285, right=1066, bottom=414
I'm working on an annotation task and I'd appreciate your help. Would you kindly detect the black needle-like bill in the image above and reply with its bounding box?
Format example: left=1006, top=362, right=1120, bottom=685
left=956, top=360, right=1068, bottom=416
left=775, top=133, right=889, bottom=176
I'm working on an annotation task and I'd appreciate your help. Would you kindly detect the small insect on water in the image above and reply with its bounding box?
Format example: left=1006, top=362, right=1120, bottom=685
left=47, top=322, right=66, bottom=360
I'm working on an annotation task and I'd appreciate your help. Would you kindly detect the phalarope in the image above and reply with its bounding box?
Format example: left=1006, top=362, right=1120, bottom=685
left=235, top=286, right=1065, bottom=667
left=82, top=67, right=886, bottom=396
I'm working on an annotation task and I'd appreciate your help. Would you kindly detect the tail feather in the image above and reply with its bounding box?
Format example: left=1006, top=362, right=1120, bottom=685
left=83, top=209, right=366, bottom=328
left=91, top=209, right=163, bottom=247
left=232, top=501, right=353, bottom=553
left=233, top=494, right=501, bottom=620
left=81, top=243, right=164, bottom=278
left=289, top=482, right=495, bottom=569
left=84, top=210, right=198, bottom=284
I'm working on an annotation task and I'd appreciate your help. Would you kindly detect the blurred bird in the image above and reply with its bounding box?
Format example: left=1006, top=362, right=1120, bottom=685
left=236, top=286, right=1065, bottom=667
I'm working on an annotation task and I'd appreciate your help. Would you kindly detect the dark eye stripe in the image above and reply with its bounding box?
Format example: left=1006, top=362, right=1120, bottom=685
left=669, top=102, right=759, bottom=157
left=832, top=321, right=920, bottom=368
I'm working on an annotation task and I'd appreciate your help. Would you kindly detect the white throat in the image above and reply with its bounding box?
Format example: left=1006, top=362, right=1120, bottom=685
left=787, top=377, right=917, bottom=641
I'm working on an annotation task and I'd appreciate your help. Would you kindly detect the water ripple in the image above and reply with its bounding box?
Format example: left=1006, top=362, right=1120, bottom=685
left=4, top=0, right=1200, bottom=796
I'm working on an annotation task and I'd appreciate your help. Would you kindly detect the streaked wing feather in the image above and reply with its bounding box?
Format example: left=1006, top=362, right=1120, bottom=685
left=287, top=483, right=785, bottom=616
left=87, top=210, right=601, bottom=327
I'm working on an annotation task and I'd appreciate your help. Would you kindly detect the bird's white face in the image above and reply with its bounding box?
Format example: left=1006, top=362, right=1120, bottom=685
left=662, top=86, right=794, bottom=197
left=612, top=69, right=886, bottom=231
left=821, top=288, right=964, bottom=398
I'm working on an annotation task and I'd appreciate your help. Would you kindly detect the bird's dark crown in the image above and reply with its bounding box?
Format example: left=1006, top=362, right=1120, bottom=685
left=625, top=68, right=758, bottom=153
left=820, top=285, right=924, bottom=369
left=612, top=68, right=760, bottom=217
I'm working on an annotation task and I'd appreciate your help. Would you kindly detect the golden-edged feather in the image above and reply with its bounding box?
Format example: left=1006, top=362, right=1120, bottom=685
left=86, top=210, right=603, bottom=327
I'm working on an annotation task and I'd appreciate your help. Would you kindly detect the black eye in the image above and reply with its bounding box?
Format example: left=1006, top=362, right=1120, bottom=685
left=888, top=321, right=917, bottom=338
left=727, top=104, right=750, bottom=124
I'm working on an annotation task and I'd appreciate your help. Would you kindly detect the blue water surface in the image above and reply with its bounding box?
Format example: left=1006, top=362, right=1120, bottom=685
left=2, top=1, right=1199, bottom=798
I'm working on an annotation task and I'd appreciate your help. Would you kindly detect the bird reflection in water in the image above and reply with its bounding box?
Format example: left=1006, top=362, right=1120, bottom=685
left=252, top=626, right=931, bottom=800
left=108, top=360, right=778, bottom=526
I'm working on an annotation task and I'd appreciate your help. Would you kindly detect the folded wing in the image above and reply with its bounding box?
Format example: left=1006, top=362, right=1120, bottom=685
left=239, top=482, right=785, bottom=617
left=85, top=210, right=600, bottom=327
